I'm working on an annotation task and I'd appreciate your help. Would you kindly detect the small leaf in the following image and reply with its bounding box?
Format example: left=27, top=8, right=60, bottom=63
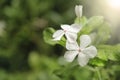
left=43, top=27, right=66, bottom=47
left=80, top=16, right=104, bottom=34
left=43, top=27, right=57, bottom=45
left=89, top=58, right=105, bottom=67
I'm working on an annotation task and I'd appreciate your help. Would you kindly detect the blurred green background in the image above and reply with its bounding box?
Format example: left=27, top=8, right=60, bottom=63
left=0, top=0, right=120, bottom=80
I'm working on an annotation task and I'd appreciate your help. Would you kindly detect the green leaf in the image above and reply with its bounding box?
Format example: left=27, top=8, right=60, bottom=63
left=80, top=16, right=104, bottom=34
left=89, top=58, right=105, bottom=67
left=43, top=27, right=66, bottom=46
left=43, top=27, right=57, bottom=45
left=97, top=45, right=120, bottom=61
left=97, top=49, right=108, bottom=61
left=94, top=22, right=111, bottom=44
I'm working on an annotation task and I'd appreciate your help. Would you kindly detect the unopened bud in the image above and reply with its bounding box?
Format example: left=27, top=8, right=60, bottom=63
left=75, top=5, right=83, bottom=17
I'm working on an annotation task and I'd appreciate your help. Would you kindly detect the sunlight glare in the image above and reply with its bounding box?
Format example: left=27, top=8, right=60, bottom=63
left=108, top=0, right=120, bottom=8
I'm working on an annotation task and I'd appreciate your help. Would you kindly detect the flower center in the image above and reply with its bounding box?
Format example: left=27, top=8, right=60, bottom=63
left=63, top=30, right=67, bottom=32
left=78, top=48, right=81, bottom=52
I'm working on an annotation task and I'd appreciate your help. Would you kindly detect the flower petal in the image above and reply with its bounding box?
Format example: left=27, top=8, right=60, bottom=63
left=82, top=46, right=97, bottom=58
left=65, top=32, right=77, bottom=42
left=64, top=51, right=78, bottom=62
left=53, top=30, right=64, bottom=40
left=61, top=24, right=71, bottom=31
left=75, top=5, right=83, bottom=17
left=61, top=24, right=81, bottom=33
left=78, top=53, right=89, bottom=67
left=66, top=41, right=79, bottom=50
left=80, top=35, right=91, bottom=48
left=70, top=24, right=82, bottom=33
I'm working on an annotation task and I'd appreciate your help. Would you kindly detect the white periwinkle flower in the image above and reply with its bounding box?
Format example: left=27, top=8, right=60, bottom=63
left=53, top=24, right=82, bottom=42
left=64, top=35, right=97, bottom=67
left=75, top=5, right=83, bottom=18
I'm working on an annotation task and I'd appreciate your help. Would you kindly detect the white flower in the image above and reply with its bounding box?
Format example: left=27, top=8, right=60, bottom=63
left=64, top=35, right=97, bottom=67
left=53, top=24, right=82, bottom=42
left=75, top=5, right=83, bottom=18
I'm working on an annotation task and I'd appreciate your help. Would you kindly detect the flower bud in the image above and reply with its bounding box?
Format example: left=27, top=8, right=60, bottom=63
left=75, top=5, right=83, bottom=17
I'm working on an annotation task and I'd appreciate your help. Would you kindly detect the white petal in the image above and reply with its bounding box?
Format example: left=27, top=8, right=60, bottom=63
left=53, top=30, right=64, bottom=40
left=61, top=24, right=81, bottom=33
left=64, top=51, right=78, bottom=62
left=75, top=5, right=83, bottom=17
left=82, top=46, right=97, bottom=58
left=66, top=41, right=79, bottom=50
left=70, top=24, right=82, bottom=33
left=80, top=35, right=91, bottom=48
left=65, top=32, right=77, bottom=43
left=78, top=53, right=89, bottom=67
left=61, top=24, right=71, bottom=31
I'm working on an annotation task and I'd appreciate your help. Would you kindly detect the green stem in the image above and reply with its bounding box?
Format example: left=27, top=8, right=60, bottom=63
left=96, top=67, right=102, bottom=80
left=78, top=17, right=81, bottom=24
